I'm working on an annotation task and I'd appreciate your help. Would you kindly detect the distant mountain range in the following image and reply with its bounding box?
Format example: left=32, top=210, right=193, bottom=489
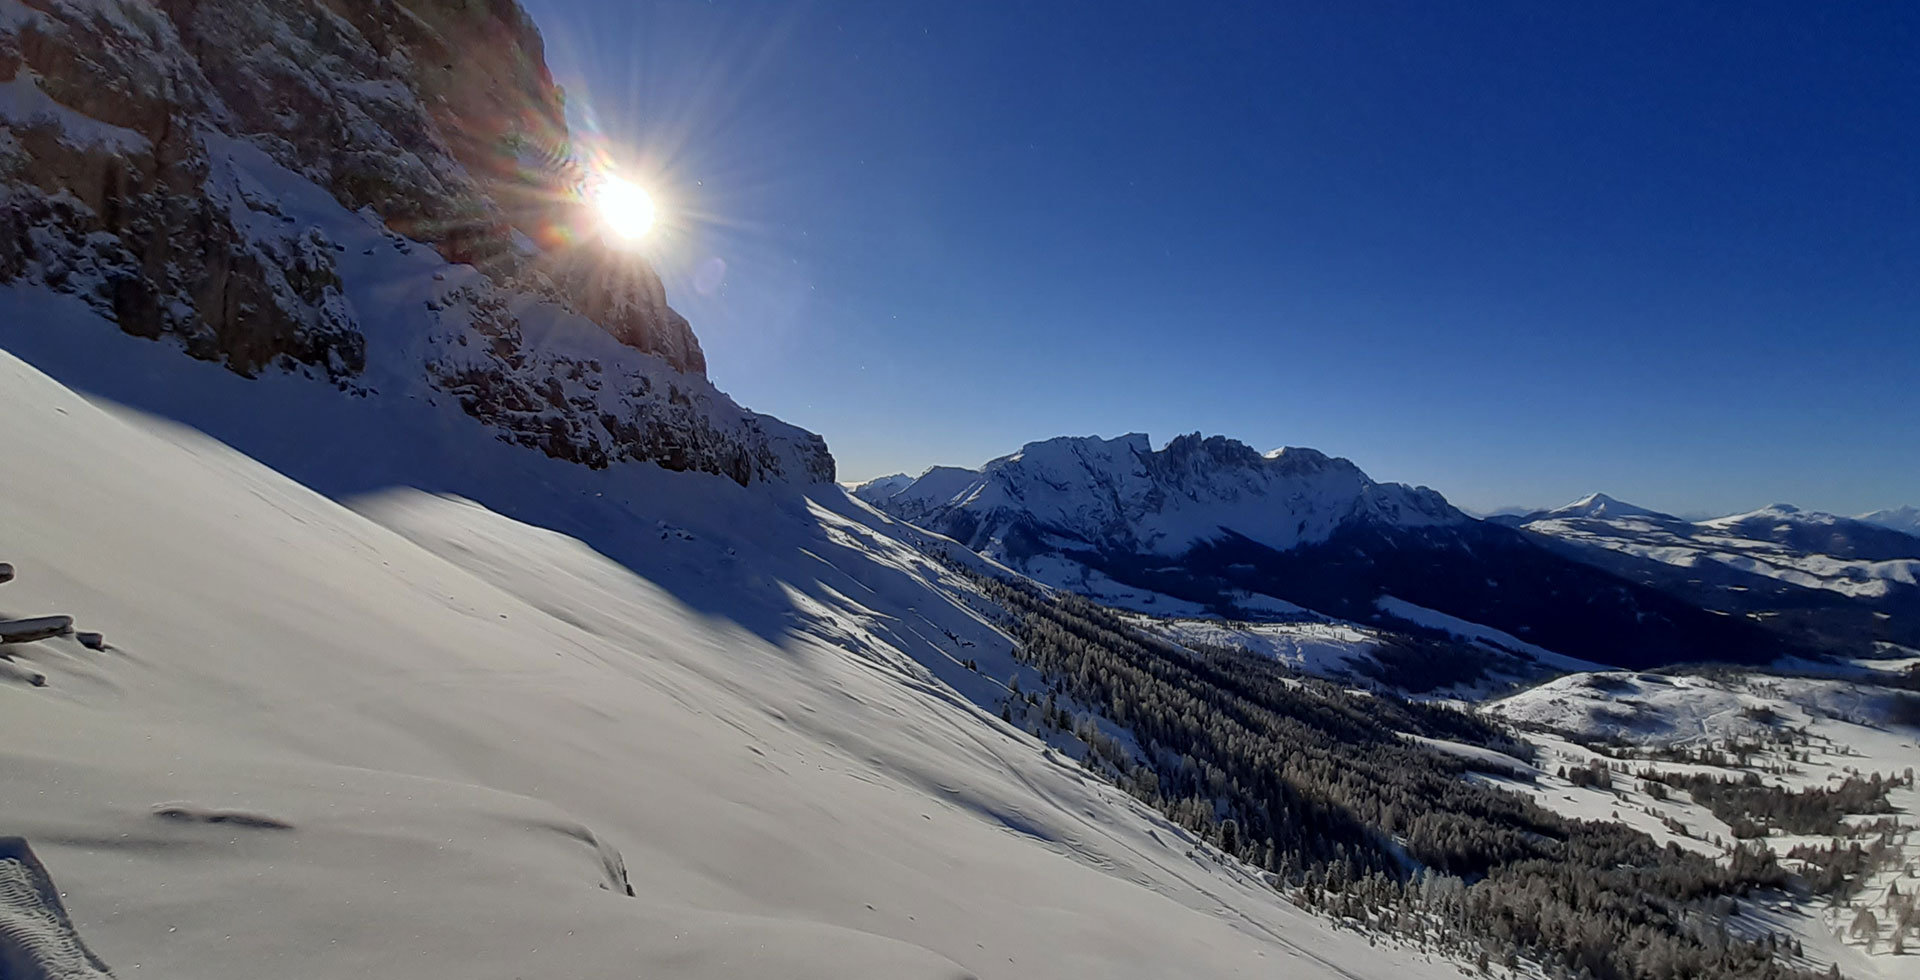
left=1491, top=495, right=1920, bottom=651
left=1860, top=505, right=1920, bottom=537
left=854, top=435, right=1816, bottom=670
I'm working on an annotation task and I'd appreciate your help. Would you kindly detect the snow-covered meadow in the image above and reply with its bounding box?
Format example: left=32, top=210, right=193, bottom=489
left=1486, top=670, right=1919, bottom=979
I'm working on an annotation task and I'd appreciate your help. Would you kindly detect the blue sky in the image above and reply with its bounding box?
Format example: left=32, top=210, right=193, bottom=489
left=524, top=1, right=1918, bottom=517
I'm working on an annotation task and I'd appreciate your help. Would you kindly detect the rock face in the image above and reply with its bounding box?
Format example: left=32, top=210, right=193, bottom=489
left=0, top=0, right=826, bottom=484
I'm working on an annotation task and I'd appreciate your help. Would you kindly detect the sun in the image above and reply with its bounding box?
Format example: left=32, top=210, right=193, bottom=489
left=590, top=174, right=656, bottom=241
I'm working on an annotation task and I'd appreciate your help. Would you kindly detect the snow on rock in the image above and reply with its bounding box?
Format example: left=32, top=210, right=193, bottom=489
left=0, top=0, right=828, bottom=485
left=0, top=615, right=71, bottom=644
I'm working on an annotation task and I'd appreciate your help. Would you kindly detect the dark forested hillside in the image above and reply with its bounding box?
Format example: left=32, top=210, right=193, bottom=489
left=950, top=558, right=1833, bottom=980
left=1072, top=520, right=1803, bottom=670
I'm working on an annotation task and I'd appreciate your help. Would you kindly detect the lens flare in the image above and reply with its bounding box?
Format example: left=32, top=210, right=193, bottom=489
left=591, top=174, right=656, bottom=241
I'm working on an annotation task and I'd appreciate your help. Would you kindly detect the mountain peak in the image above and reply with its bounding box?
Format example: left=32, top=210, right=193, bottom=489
left=1010, top=432, right=1152, bottom=460
left=848, top=473, right=913, bottom=499
left=1545, top=493, right=1670, bottom=521
left=869, top=431, right=1463, bottom=560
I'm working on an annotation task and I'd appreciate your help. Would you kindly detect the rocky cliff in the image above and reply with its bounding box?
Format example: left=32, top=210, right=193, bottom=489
left=0, top=0, right=829, bottom=484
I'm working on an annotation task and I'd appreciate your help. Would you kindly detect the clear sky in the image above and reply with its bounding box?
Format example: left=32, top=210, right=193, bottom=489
left=523, top=1, right=1918, bottom=517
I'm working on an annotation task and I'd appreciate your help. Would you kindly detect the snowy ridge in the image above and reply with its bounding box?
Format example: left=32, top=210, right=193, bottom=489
left=1518, top=494, right=1920, bottom=600
left=1859, top=505, right=1920, bottom=538
left=854, top=465, right=984, bottom=523
left=874, top=432, right=1463, bottom=560
left=848, top=472, right=914, bottom=500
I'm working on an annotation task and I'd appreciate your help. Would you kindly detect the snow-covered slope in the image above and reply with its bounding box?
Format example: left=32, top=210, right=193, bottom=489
left=848, top=472, right=915, bottom=500
left=1520, top=498, right=1920, bottom=602
left=1509, top=497, right=1920, bottom=661
left=0, top=351, right=1477, bottom=979
left=1485, top=668, right=1919, bottom=980
left=1486, top=670, right=1912, bottom=746
left=1860, top=505, right=1920, bottom=538
left=855, top=465, right=986, bottom=524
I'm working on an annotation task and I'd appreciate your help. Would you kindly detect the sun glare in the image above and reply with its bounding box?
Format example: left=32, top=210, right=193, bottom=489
left=591, top=174, right=656, bottom=241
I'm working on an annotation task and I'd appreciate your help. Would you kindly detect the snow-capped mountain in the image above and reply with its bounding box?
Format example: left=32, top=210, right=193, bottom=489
left=1860, top=505, right=1920, bottom=537
left=853, top=464, right=986, bottom=524
left=847, top=472, right=914, bottom=500
left=0, top=0, right=828, bottom=486
left=864, top=433, right=1463, bottom=557
left=1508, top=495, right=1920, bottom=651
left=1532, top=492, right=1678, bottom=522
left=1702, top=504, right=1920, bottom=569
left=1519, top=497, right=1920, bottom=599
left=865, top=435, right=1802, bottom=670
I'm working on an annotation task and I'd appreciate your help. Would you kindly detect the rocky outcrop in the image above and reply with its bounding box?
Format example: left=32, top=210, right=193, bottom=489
left=142, top=0, right=705, bottom=374
left=0, top=2, right=367, bottom=381
left=0, top=0, right=817, bottom=483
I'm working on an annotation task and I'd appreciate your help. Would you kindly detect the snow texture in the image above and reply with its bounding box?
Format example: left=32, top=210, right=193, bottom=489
left=0, top=343, right=1477, bottom=979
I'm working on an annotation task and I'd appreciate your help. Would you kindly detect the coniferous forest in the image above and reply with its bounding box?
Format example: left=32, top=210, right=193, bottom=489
left=948, top=561, right=1840, bottom=980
